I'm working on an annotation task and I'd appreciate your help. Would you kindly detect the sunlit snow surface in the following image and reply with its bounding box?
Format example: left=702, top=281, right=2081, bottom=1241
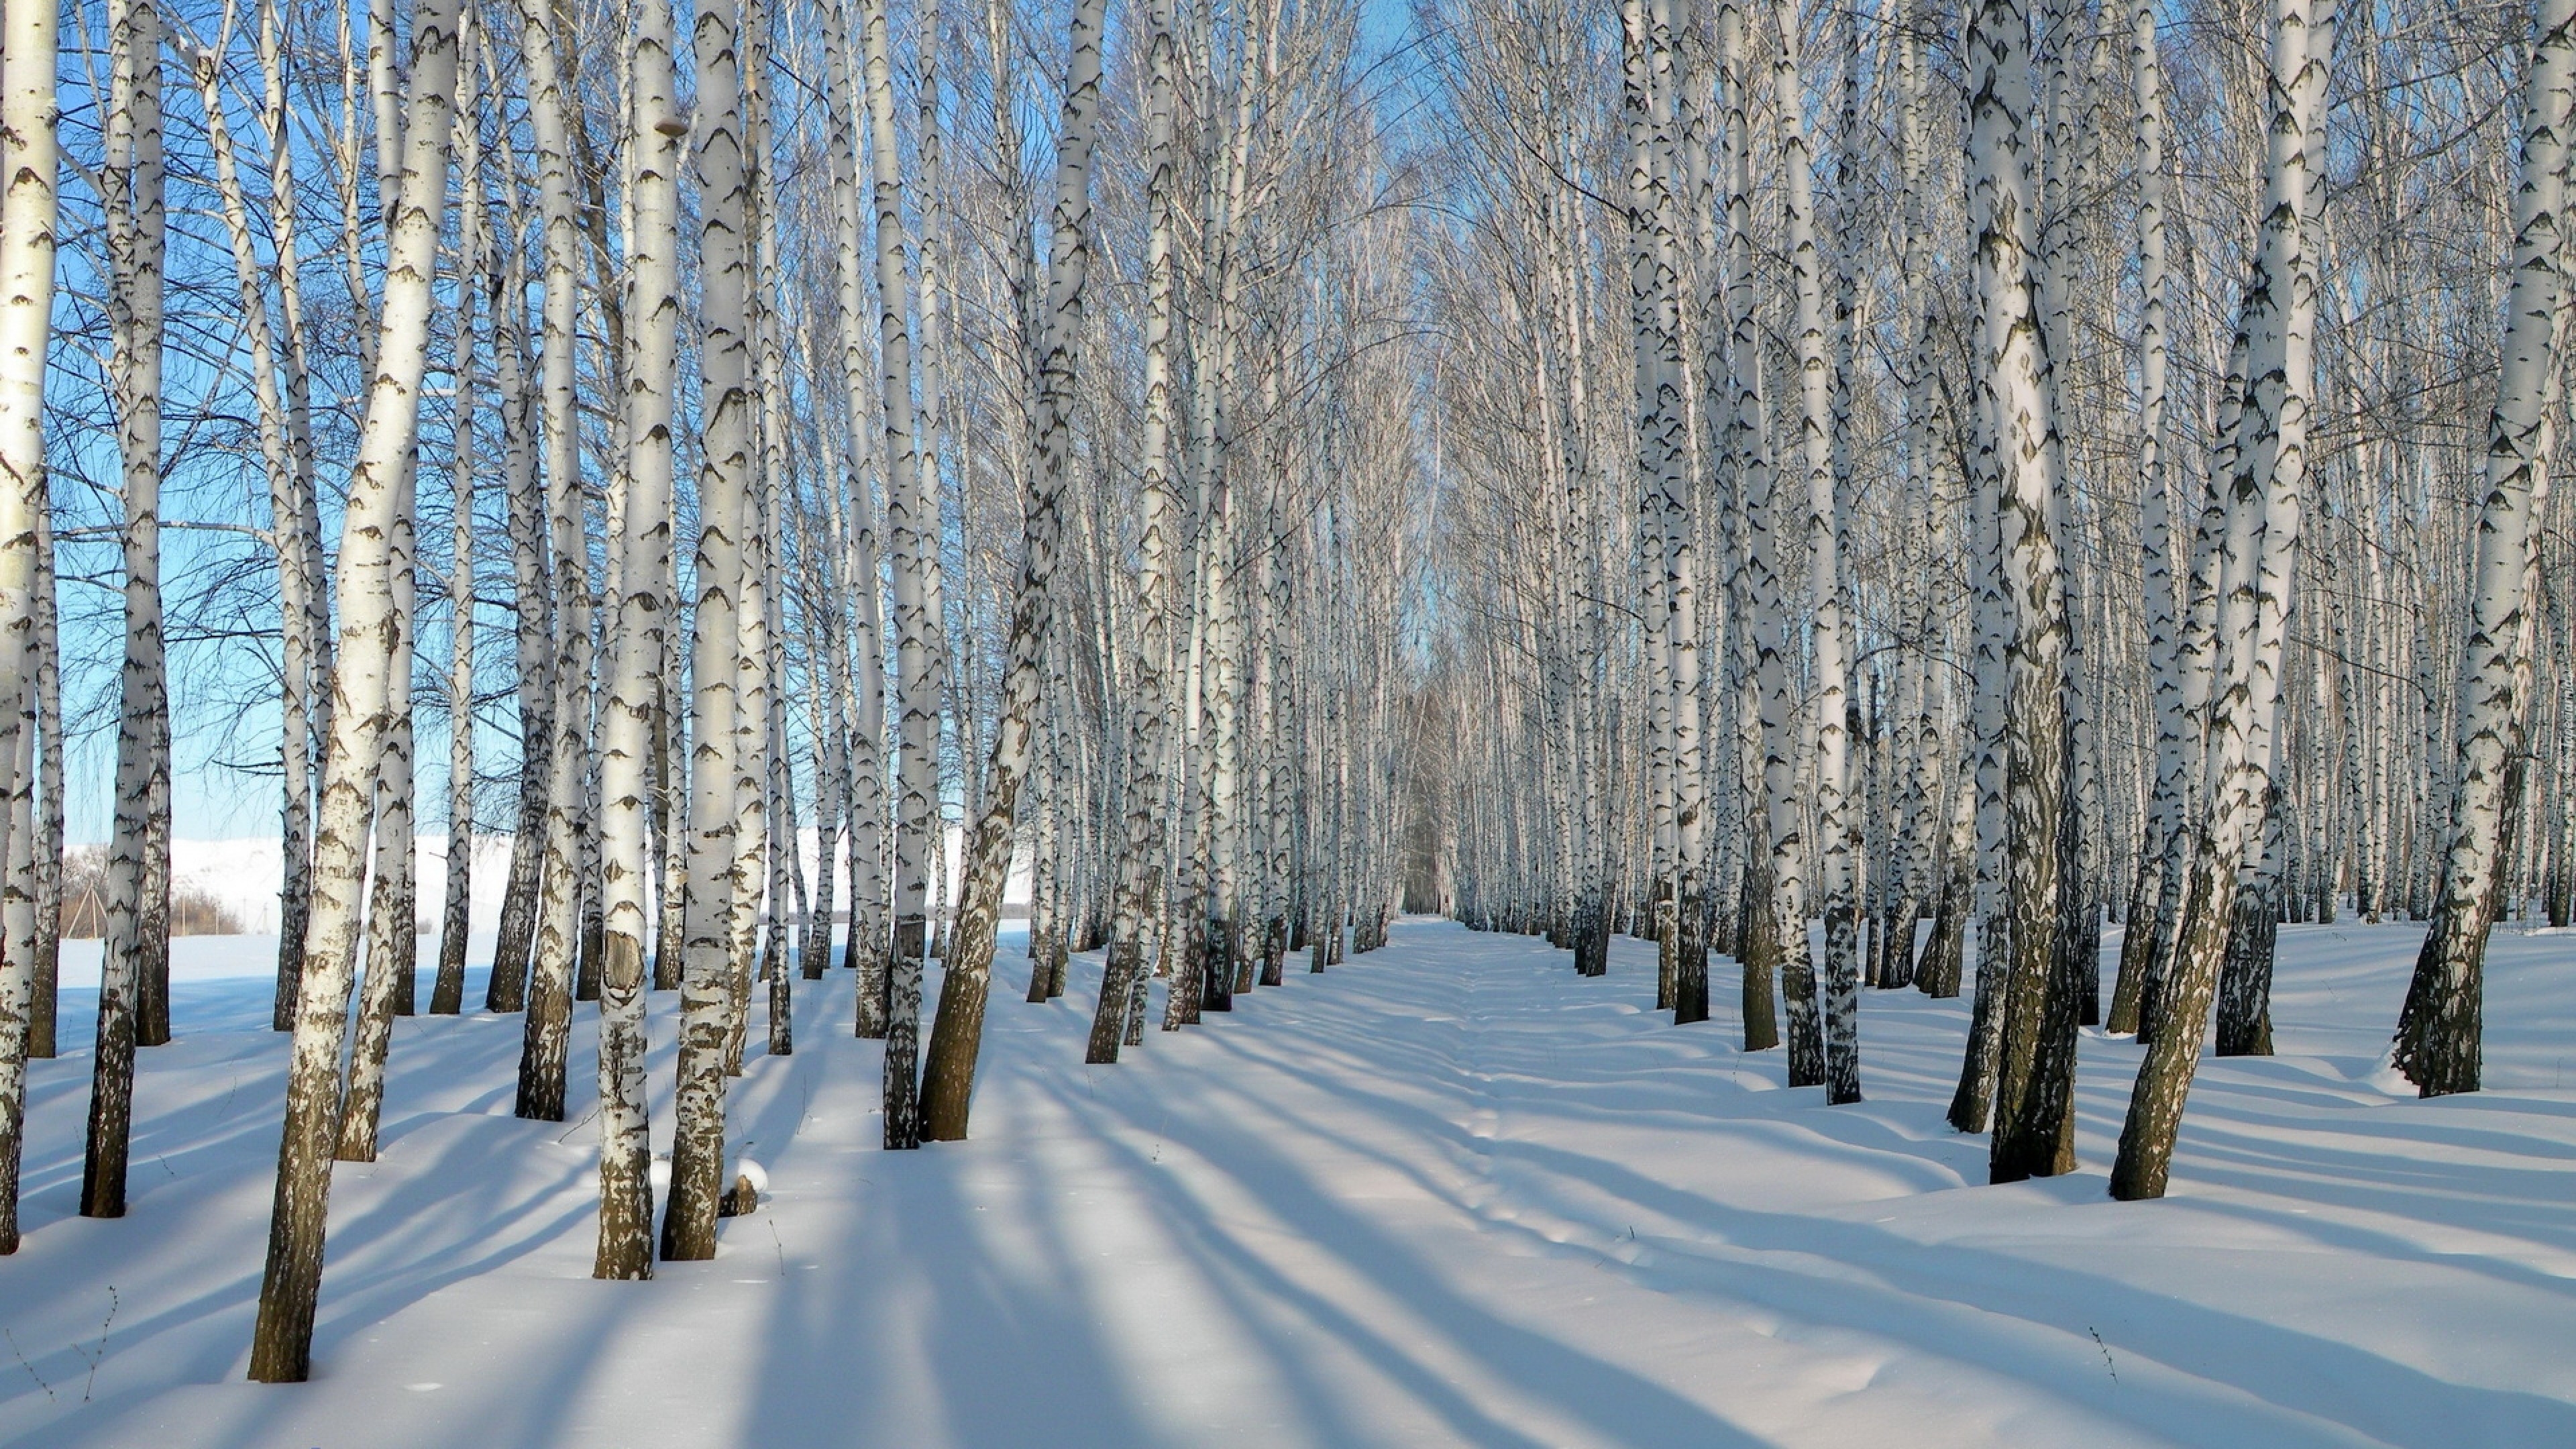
left=5, top=918, right=2573, bottom=1447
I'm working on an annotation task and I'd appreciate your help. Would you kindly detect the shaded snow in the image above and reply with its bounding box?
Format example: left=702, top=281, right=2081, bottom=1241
left=3, top=918, right=2572, bottom=1447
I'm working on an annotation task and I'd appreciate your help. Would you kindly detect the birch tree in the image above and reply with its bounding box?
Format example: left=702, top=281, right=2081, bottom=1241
left=1087, top=0, right=1183, bottom=1063
left=2393, top=0, right=2576, bottom=1097
left=1970, top=0, right=2076, bottom=1185
left=1717, top=0, right=1784, bottom=1057
left=920, top=0, right=1112, bottom=1136
left=663, top=0, right=754, bottom=1260
left=433, top=64, right=484, bottom=1018
left=248, top=0, right=463, bottom=1375
left=850, top=0, right=937, bottom=1148
left=0, top=0, right=64, bottom=1257
left=83, top=0, right=170, bottom=1220
left=594, top=0, right=686, bottom=1277
left=2106, top=0, right=2176, bottom=1035
left=2111, top=0, right=2334, bottom=1201
left=1772, top=0, right=1861, bottom=1104
left=514, top=0, right=594, bottom=1123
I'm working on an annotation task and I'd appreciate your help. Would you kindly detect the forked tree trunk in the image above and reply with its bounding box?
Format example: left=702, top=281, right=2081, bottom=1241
left=341, top=13, right=439, bottom=1129
left=2111, top=0, right=2335, bottom=1201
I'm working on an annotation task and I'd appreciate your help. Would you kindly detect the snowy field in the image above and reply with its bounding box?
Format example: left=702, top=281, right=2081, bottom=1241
left=4, top=918, right=2573, bottom=1448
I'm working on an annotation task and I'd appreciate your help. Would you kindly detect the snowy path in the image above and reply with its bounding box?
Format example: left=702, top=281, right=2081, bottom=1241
left=5, top=920, right=2575, bottom=1447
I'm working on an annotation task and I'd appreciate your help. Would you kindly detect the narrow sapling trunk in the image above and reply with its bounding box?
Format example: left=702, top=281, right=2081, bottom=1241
left=433, top=82, right=484, bottom=1018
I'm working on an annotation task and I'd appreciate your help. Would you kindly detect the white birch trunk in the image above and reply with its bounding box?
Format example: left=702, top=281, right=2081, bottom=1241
left=433, top=71, right=483, bottom=1016
left=1717, top=0, right=1784, bottom=1053
left=857, top=0, right=933, bottom=1145
left=1772, top=0, right=1860, bottom=1102
left=920, top=0, right=1110, bottom=1134
left=335, top=445, right=419, bottom=1163
left=256, top=0, right=333, bottom=1028
left=1087, top=0, right=1182, bottom=1063
left=662, top=0, right=753, bottom=1259
left=26, top=494, right=57, bottom=1062
left=2107, top=0, right=2177, bottom=1034
left=83, top=0, right=168, bottom=1218
left=514, top=0, right=593, bottom=1123
left=0, top=0, right=63, bottom=1254
left=1974, top=0, right=2077, bottom=1183
left=488, top=190, right=549, bottom=1014
left=248, top=0, right=461, bottom=1374
left=2113, top=0, right=2335, bottom=1199
left=817, top=0, right=888, bottom=1016
left=2395, top=0, right=2576, bottom=1096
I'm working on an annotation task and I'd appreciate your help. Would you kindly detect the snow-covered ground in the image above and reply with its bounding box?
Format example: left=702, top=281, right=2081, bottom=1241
left=4, top=918, right=2572, bottom=1447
